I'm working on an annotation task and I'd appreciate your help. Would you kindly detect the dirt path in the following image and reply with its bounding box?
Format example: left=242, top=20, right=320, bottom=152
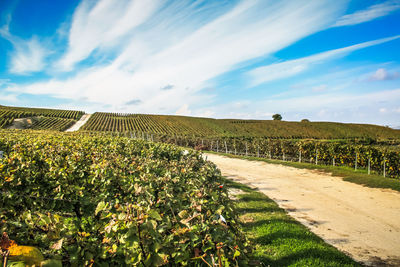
left=65, top=114, right=91, bottom=132
left=205, top=153, right=400, bottom=266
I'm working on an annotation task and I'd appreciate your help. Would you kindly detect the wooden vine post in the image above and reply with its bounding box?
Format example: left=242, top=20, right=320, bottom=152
left=368, top=158, right=371, bottom=175
left=383, top=157, right=386, bottom=178
left=355, top=153, right=358, bottom=170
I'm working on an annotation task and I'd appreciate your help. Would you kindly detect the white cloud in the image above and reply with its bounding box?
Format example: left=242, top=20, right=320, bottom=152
left=7, top=0, right=348, bottom=114
left=196, top=110, right=215, bottom=118
left=0, top=21, right=49, bottom=74
left=0, top=91, right=18, bottom=102
left=201, top=88, right=400, bottom=124
left=57, top=0, right=161, bottom=70
left=333, top=0, right=400, bottom=27
left=368, top=68, right=400, bottom=81
left=9, top=37, right=49, bottom=74
left=267, top=89, right=400, bottom=111
left=175, top=104, right=191, bottom=116
left=248, top=35, right=400, bottom=86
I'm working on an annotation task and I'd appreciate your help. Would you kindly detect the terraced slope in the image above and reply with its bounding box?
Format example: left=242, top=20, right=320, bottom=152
left=0, top=105, right=84, bottom=130
left=80, top=112, right=400, bottom=139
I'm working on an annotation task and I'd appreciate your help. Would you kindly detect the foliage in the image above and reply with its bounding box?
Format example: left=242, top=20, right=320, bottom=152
left=30, top=117, right=76, bottom=131
left=272, top=114, right=282, bottom=121
left=80, top=112, right=400, bottom=140
left=144, top=136, right=400, bottom=178
left=0, top=130, right=248, bottom=266
left=0, top=105, right=84, bottom=129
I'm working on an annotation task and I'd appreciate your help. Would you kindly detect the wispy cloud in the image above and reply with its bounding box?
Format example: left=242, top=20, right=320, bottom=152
left=368, top=68, right=400, bottom=81
left=248, top=35, right=400, bottom=86
left=333, top=0, right=400, bottom=27
left=57, top=0, right=161, bottom=71
left=125, top=99, right=142, bottom=106
left=175, top=104, right=191, bottom=116
left=0, top=19, right=49, bottom=75
left=7, top=0, right=347, bottom=114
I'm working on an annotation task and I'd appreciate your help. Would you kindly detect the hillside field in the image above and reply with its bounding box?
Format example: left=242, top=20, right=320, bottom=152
left=0, top=105, right=84, bottom=130
left=81, top=112, right=400, bottom=140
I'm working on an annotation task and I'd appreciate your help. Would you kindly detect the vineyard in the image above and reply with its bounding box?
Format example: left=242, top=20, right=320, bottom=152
left=0, top=105, right=84, bottom=130
left=80, top=112, right=400, bottom=140
left=152, top=135, right=400, bottom=178
left=30, top=117, right=77, bottom=131
left=0, top=130, right=247, bottom=266
left=86, top=132, right=399, bottom=179
left=76, top=112, right=400, bottom=178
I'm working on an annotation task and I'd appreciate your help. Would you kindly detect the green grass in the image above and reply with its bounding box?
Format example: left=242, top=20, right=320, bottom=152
left=227, top=179, right=361, bottom=266
left=208, top=151, right=400, bottom=193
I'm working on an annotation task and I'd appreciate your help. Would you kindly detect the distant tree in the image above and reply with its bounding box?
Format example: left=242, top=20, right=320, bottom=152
left=301, top=119, right=310, bottom=122
left=272, top=114, right=282, bottom=121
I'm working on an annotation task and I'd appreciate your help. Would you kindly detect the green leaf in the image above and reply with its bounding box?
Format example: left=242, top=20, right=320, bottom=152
left=145, top=253, right=165, bottom=266
left=6, top=262, right=25, bottom=267
left=95, top=201, right=107, bottom=215
left=233, top=249, right=240, bottom=259
left=178, top=210, right=188, bottom=219
left=148, top=210, right=162, bottom=221
left=40, top=259, right=63, bottom=267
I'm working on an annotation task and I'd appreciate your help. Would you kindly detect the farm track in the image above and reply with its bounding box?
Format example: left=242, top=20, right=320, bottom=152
left=206, top=153, right=400, bottom=266
left=65, top=114, right=91, bottom=132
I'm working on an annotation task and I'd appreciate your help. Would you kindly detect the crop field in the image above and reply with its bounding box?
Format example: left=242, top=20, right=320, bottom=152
left=157, top=136, right=400, bottom=178
left=0, top=105, right=84, bottom=130
left=0, top=106, right=399, bottom=266
left=80, top=112, right=400, bottom=140
left=85, top=132, right=400, bottom=179
left=0, top=130, right=247, bottom=266
left=29, top=117, right=77, bottom=131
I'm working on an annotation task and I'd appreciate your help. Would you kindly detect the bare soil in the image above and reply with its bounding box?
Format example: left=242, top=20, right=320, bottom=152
left=7, top=118, right=34, bottom=129
left=206, top=153, right=400, bottom=266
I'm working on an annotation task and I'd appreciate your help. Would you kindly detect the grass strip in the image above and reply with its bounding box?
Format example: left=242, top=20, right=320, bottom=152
left=226, top=179, right=361, bottom=266
left=207, top=151, right=400, bottom=193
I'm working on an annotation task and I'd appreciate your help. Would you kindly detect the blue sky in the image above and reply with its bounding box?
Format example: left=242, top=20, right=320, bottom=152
left=0, top=0, right=400, bottom=126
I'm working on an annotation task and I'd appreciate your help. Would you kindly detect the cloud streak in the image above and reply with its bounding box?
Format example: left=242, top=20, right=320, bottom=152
left=57, top=0, right=161, bottom=71
left=0, top=20, right=49, bottom=74
left=333, top=0, right=400, bottom=27
left=247, top=35, right=400, bottom=86
left=368, top=68, right=400, bottom=81
left=7, top=0, right=347, bottom=114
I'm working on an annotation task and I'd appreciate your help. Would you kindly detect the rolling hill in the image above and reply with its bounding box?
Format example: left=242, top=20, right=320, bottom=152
left=80, top=112, right=400, bottom=140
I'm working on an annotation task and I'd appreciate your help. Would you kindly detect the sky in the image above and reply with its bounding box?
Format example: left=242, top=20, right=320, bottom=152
left=0, top=0, right=400, bottom=127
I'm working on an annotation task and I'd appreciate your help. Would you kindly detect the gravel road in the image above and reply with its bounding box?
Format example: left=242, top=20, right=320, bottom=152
left=206, top=153, right=400, bottom=266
